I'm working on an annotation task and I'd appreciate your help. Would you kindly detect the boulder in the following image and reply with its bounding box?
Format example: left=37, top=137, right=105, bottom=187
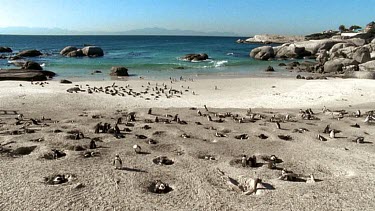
left=181, top=53, right=209, bottom=61
left=60, top=79, right=72, bottom=84
left=352, top=47, right=371, bottom=63
left=372, top=38, right=375, bottom=44
left=323, top=58, right=357, bottom=73
left=249, top=46, right=274, bottom=60
left=0, top=47, right=12, bottom=53
left=17, top=50, right=42, bottom=57
left=294, top=39, right=343, bottom=55
left=81, top=46, right=104, bottom=57
left=0, top=69, right=55, bottom=81
left=21, top=61, right=43, bottom=70
left=60, top=46, right=78, bottom=55
left=275, top=44, right=310, bottom=59
left=265, top=66, right=275, bottom=72
left=346, top=38, right=366, bottom=46
left=110, top=66, right=129, bottom=76
left=66, top=49, right=84, bottom=57
left=359, top=60, right=375, bottom=71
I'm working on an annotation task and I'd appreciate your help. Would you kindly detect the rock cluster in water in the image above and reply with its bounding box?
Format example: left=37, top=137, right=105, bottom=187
left=60, top=46, right=104, bottom=57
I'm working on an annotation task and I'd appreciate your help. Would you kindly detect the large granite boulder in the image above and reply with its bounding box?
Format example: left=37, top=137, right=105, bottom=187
left=294, top=39, right=343, bottom=55
left=323, top=58, right=358, bottom=73
left=110, top=66, right=129, bottom=76
left=66, top=49, right=84, bottom=57
left=181, top=53, right=209, bottom=61
left=352, top=47, right=371, bottom=63
left=60, top=46, right=78, bottom=56
left=81, top=46, right=104, bottom=57
left=0, top=69, right=55, bottom=81
left=17, top=49, right=42, bottom=57
left=249, top=46, right=274, bottom=60
left=21, top=61, right=43, bottom=70
left=0, top=47, right=12, bottom=53
left=347, top=38, right=366, bottom=46
left=275, top=44, right=310, bottom=59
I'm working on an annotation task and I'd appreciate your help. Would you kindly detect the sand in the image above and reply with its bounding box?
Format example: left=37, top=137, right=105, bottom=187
left=0, top=77, right=375, bottom=211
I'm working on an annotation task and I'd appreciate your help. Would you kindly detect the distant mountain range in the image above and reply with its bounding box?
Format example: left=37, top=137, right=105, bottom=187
left=0, top=26, right=239, bottom=37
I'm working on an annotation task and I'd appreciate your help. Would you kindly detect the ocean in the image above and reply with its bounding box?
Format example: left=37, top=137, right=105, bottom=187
left=0, top=35, right=289, bottom=80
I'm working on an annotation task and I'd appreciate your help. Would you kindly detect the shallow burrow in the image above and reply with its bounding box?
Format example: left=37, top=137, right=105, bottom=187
left=153, top=156, right=174, bottom=165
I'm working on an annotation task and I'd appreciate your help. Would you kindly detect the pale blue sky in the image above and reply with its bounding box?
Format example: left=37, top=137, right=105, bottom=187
left=0, top=0, right=374, bottom=35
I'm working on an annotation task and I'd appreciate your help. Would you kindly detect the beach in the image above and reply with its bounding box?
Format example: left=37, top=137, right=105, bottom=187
left=1, top=76, right=375, bottom=210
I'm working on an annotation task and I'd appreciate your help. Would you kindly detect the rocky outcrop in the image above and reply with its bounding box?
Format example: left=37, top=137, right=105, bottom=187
left=81, top=46, right=104, bottom=57
left=181, top=53, right=209, bottom=62
left=305, top=32, right=338, bottom=40
left=60, top=46, right=78, bottom=55
left=0, top=69, right=55, bottom=81
left=249, top=46, right=274, bottom=60
left=0, top=47, right=12, bottom=53
left=61, top=46, right=103, bottom=57
left=110, top=66, right=129, bottom=76
left=17, top=50, right=42, bottom=57
left=245, top=34, right=305, bottom=44
left=21, top=61, right=43, bottom=70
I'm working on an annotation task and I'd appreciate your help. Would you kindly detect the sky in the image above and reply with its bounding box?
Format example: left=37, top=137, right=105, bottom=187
left=0, top=0, right=374, bottom=36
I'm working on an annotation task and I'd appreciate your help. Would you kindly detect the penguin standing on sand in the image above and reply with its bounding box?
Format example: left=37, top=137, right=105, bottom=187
left=113, top=154, right=122, bottom=170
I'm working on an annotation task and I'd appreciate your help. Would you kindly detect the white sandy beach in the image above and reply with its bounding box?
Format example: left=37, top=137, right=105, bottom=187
left=1, top=77, right=375, bottom=211
left=1, top=77, right=375, bottom=111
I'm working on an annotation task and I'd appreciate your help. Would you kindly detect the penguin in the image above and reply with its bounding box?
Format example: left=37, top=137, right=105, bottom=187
left=204, top=105, right=209, bottom=112
left=148, top=108, right=152, bottom=115
left=355, top=110, right=361, bottom=118
left=197, top=110, right=202, bottom=116
left=241, top=155, right=247, bottom=167
left=329, top=130, right=335, bottom=139
left=133, top=144, right=142, bottom=154
left=113, top=154, right=122, bottom=170
left=317, top=134, right=327, bottom=141
left=275, top=122, right=281, bottom=129
left=354, top=137, right=364, bottom=144
left=89, top=139, right=96, bottom=149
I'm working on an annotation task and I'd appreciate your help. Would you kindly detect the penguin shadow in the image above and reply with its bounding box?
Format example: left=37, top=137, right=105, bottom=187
left=120, top=167, right=148, bottom=173
left=136, top=151, right=151, bottom=155
left=95, top=146, right=110, bottom=149
left=290, top=178, right=307, bottom=183
left=259, top=182, right=275, bottom=190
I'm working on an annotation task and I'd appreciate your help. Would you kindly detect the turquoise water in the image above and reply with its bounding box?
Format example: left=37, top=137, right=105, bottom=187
left=0, top=35, right=287, bottom=80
